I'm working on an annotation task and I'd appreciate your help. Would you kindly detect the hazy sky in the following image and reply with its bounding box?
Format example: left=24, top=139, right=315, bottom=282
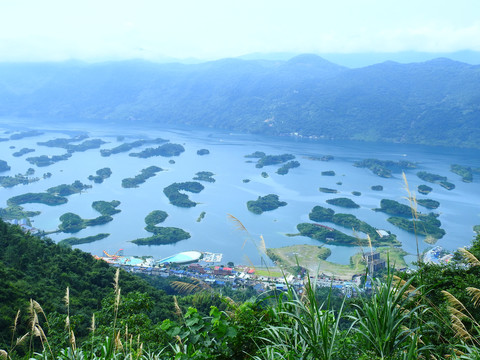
left=0, top=0, right=479, bottom=62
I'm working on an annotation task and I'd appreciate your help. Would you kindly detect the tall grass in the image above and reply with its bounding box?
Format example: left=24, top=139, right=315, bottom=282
left=348, top=264, right=427, bottom=359
left=254, top=276, right=345, bottom=360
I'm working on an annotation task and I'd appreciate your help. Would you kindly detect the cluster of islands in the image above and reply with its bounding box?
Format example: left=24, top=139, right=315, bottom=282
left=0, top=130, right=479, bottom=269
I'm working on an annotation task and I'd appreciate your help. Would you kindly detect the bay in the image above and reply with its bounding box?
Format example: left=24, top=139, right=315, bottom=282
left=1, top=118, right=480, bottom=267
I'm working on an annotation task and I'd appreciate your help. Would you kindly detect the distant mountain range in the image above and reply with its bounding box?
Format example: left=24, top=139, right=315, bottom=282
left=0, top=54, right=479, bottom=148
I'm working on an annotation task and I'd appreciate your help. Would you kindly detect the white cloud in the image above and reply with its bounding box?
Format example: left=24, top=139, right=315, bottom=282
left=0, top=0, right=479, bottom=61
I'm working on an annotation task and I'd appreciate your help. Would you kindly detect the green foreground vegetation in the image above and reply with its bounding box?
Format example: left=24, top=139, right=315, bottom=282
left=3, top=219, right=480, bottom=359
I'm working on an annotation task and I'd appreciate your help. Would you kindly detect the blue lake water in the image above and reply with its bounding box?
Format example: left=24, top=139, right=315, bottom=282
left=1, top=118, right=480, bottom=267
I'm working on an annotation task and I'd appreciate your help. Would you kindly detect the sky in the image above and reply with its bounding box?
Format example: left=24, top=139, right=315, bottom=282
left=0, top=0, right=479, bottom=62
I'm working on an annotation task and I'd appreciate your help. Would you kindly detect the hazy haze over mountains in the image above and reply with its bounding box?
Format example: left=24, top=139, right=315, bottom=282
left=1, top=54, right=479, bottom=149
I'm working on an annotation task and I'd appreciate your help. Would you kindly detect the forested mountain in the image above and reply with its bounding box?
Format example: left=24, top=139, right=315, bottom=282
left=1, top=55, right=480, bottom=148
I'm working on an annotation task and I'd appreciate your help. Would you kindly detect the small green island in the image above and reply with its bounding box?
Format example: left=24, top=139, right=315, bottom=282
left=374, top=199, right=414, bottom=217
left=418, top=184, right=433, bottom=195
left=146, top=210, right=168, bottom=225
left=304, top=155, right=334, bottom=161
left=129, top=143, right=185, bottom=158
left=247, top=194, right=287, bottom=214
left=121, top=166, right=163, bottom=188
left=37, top=134, right=88, bottom=148
left=261, top=172, right=269, bottom=178
left=59, top=233, right=110, bottom=247
left=65, top=139, right=106, bottom=152
left=326, top=197, right=360, bottom=208
left=58, top=212, right=113, bottom=233
left=371, top=185, right=383, bottom=191
left=144, top=210, right=168, bottom=229
left=245, top=152, right=295, bottom=168
left=38, top=137, right=106, bottom=153
left=163, top=181, right=204, bottom=207
left=7, top=192, right=68, bottom=207
left=374, top=199, right=445, bottom=240
left=47, top=180, right=92, bottom=196
left=88, top=167, right=112, bottom=183
left=319, top=187, right=338, bottom=194
left=92, top=200, right=121, bottom=216
left=131, top=227, right=191, bottom=246
left=242, top=179, right=251, bottom=183
left=276, top=160, right=300, bottom=175
left=450, top=164, right=480, bottom=182
left=197, top=149, right=210, bottom=155
left=8, top=180, right=95, bottom=207
left=353, top=159, right=417, bottom=178
left=100, top=138, right=168, bottom=156
left=26, top=153, right=72, bottom=167
left=197, top=211, right=206, bottom=222
left=0, top=159, right=11, bottom=172
left=0, top=169, right=40, bottom=188
left=10, top=130, right=43, bottom=140
left=0, top=205, right=40, bottom=221
left=351, top=191, right=361, bottom=196
left=12, top=148, right=35, bottom=157
left=388, top=214, right=445, bottom=240
left=130, top=210, right=190, bottom=245
left=416, top=199, right=440, bottom=209
left=321, top=170, right=335, bottom=176
left=417, top=171, right=455, bottom=190
left=193, top=171, right=215, bottom=183
left=58, top=200, right=121, bottom=233
left=244, top=151, right=266, bottom=158
left=300, top=205, right=399, bottom=247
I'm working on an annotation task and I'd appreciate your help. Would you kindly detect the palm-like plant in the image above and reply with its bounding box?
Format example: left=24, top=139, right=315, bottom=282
left=348, top=267, right=426, bottom=359
left=254, top=276, right=345, bottom=360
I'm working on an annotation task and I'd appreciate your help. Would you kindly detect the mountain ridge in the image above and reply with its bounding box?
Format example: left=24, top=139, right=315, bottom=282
left=1, top=55, right=479, bottom=148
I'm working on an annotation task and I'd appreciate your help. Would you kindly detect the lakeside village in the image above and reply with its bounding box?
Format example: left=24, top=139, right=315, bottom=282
left=8, top=218, right=455, bottom=296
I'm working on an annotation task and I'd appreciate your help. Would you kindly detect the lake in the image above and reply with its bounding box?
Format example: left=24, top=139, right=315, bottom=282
left=1, top=118, right=480, bottom=267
